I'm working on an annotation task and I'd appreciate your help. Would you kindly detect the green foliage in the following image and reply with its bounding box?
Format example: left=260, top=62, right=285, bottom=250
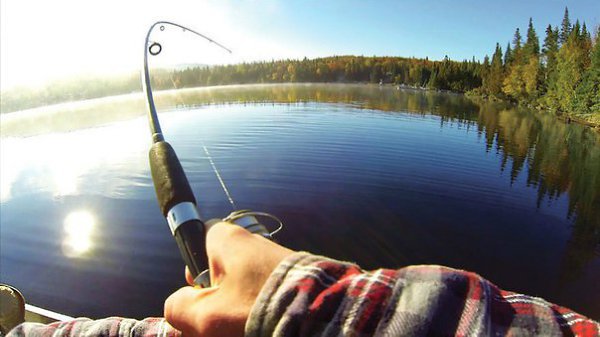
left=481, top=43, right=504, bottom=97
left=503, top=60, right=526, bottom=101
left=156, top=55, right=482, bottom=93
left=513, top=28, right=523, bottom=51
left=524, top=18, right=540, bottom=57
left=560, top=7, right=571, bottom=45
left=541, top=25, right=559, bottom=94
left=548, top=23, right=589, bottom=112
left=480, top=8, right=598, bottom=124
left=504, top=43, right=514, bottom=65
left=573, top=28, right=600, bottom=114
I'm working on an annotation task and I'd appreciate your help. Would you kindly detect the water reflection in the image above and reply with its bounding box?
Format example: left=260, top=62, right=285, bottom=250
left=473, top=102, right=600, bottom=283
left=152, top=84, right=599, bottom=253
left=62, top=210, right=95, bottom=257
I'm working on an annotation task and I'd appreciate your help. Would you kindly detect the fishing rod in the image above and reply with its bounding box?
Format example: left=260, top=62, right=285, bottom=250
left=143, top=21, right=282, bottom=288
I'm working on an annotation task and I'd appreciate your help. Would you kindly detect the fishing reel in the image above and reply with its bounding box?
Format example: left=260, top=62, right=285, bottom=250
left=218, top=210, right=283, bottom=240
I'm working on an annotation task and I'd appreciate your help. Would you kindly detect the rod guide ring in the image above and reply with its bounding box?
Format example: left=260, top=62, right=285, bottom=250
left=149, top=42, right=162, bottom=56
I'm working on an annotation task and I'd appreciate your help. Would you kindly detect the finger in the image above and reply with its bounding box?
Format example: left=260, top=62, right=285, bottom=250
left=204, top=222, right=251, bottom=284
left=181, top=222, right=246, bottom=287
left=205, top=222, right=253, bottom=263
left=185, top=266, right=194, bottom=286
left=164, top=285, right=218, bottom=332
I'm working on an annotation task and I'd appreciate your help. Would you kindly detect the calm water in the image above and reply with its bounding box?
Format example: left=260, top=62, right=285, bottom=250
left=1, top=84, right=599, bottom=320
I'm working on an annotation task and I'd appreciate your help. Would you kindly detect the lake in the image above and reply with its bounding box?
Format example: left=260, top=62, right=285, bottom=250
left=1, top=83, right=599, bottom=320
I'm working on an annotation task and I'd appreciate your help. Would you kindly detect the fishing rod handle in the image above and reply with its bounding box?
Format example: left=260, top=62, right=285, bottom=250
left=149, top=141, right=209, bottom=283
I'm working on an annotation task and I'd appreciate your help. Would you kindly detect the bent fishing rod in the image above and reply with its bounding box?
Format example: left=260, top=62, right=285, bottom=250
left=143, top=21, right=282, bottom=288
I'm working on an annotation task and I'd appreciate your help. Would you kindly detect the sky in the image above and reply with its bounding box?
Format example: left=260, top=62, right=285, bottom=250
left=1, top=0, right=599, bottom=90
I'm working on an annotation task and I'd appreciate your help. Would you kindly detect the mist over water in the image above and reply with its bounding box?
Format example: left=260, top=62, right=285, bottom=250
left=1, top=84, right=598, bottom=320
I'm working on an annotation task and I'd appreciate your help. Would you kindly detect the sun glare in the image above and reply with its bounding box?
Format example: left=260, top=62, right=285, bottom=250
left=62, top=210, right=96, bottom=257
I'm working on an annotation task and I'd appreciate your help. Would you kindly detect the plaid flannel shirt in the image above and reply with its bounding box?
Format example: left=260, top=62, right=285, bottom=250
left=246, top=253, right=600, bottom=336
left=7, top=317, right=179, bottom=337
left=9, top=252, right=600, bottom=337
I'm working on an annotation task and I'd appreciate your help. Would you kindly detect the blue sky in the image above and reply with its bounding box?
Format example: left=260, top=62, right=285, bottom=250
left=1, top=0, right=599, bottom=89
left=244, top=0, right=600, bottom=60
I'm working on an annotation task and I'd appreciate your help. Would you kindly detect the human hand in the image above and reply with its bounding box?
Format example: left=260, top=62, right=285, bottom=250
left=164, top=221, right=294, bottom=337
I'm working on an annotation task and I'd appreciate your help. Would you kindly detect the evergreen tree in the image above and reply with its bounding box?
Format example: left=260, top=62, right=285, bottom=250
left=504, top=43, right=513, bottom=65
left=483, top=43, right=505, bottom=96
left=513, top=28, right=523, bottom=51
left=573, top=27, right=600, bottom=113
left=503, top=28, right=526, bottom=101
left=524, top=18, right=540, bottom=57
left=543, top=25, right=559, bottom=70
left=520, top=18, right=541, bottom=100
left=553, top=23, right=588, bottom=112
left=579, top=22, right=593, bottom=68
left=581, top=23, right=589, bottom=41
left=572, top=20, right=581, bottom=41
left=541, top=24, right=559, bottom=95
left=559, top=7, right=571, bottom=45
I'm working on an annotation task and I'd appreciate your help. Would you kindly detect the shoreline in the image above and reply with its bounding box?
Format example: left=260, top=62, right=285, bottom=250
left=463, top=92, right=600, bottom=131
left=2, top=82, right=598, bottom=133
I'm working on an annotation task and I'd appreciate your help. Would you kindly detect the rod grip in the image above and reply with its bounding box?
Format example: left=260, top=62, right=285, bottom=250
left=149, top=141, right=197, bottom=216
left=149, top=141, right=209, bottom=278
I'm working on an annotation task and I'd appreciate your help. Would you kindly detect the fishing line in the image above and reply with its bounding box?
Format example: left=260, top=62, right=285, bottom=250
left=202, top=143, right=237, bottom=211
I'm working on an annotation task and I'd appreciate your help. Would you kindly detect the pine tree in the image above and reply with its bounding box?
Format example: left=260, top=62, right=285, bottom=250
left=523, top=55, right=540, bottom=100
left=503, top=28, right=526, bottom=101
left=559, top=7, right=571, bottom=45
left=541, top=24, right=559, bottom=95
left=504, top=43, right=513, bottom=65
left=553, top=23, right=588, bottom=112
left=524, top=18, right=540, bottom=57
left=579, top=22, right=593, bottom=68
left=573, top=27, right=599, bottom=114
left=519, top=18, right=541, bottom=100
left=572, top=20, right=581, bottom=41
left=543, top=25, right=559, bottom=71
left=483, top=43, right=505, bottom=96
left=513, top=28, right=523, bottom=51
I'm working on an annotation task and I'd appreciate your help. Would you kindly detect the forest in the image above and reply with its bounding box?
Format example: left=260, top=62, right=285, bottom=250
left=1, top=8, right=598, bottom=125
left=475, top=8, right=599, bottom=124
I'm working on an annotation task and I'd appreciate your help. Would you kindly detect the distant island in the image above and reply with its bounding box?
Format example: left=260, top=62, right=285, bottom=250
left=1, top=8, right=598, bottom=126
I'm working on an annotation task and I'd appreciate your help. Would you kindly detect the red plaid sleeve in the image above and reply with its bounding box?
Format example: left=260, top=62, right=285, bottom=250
left=246, top=252, right=600, bottom=336
left=7, top=317, right=180, bottom=337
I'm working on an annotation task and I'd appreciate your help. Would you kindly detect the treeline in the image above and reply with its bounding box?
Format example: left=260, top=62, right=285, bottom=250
left=160, top=55, right=483, bottom=93
left=0, top=56, right=480, bottom=114
left=0, top=56, right=483, bottom=114
left=477, top=8, right=599, bottom=118
left=1, top=7, right=597, bottom=120
left=0, top=73, right=140, bottom=113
